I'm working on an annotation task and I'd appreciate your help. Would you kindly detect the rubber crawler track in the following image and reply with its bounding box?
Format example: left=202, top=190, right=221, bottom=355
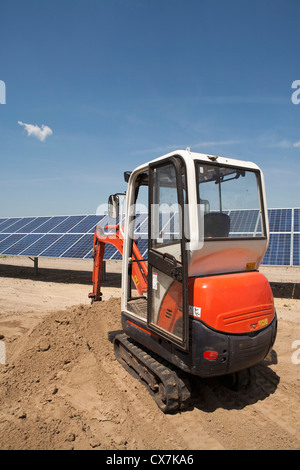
left=113, top=333, right=191, bottom=413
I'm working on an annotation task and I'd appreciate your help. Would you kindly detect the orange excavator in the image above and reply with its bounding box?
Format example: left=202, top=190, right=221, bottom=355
left=89, top=149, right=277, bottom=412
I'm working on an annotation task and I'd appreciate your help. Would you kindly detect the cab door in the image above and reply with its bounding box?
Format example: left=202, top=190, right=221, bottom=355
left=147, top=156, right=189, bottom=351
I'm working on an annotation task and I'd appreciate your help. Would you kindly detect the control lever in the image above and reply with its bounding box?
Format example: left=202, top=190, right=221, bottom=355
left=163, top=253, right=183, bottom=282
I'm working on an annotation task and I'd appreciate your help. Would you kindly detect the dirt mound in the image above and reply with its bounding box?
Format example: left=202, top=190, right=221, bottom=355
left=0, top=298, right=120, bottom=449
left=0, top=296, right=300, bottom=450
left=0, top=298, right=198, bottom=450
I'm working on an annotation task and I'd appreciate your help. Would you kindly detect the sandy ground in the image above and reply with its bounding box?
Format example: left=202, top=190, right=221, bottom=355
left=0, top=256, right=299, bottom=450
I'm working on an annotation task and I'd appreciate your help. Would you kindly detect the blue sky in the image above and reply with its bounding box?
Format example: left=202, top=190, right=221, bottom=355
left=0, top=0, right=299, bottom=217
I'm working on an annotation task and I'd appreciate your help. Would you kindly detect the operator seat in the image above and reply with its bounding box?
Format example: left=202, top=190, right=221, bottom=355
left=204, top=212, right=230, bottom=238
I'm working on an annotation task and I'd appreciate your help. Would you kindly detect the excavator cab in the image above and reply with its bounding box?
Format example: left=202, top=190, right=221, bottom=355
left=91, top=150, right=277, bottom=412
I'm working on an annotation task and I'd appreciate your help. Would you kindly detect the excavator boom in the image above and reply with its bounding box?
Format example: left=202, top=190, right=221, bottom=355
left=89, top=224, right=148, bottom=302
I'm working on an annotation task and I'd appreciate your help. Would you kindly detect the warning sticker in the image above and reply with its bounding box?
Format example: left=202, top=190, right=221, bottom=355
left=189, top=305, right=201, bottom=318
left=246, top=262, right=256, bottom=271
left=152, top=272, right=158, bottom=290
left=258, top=318, right=268, bottom=328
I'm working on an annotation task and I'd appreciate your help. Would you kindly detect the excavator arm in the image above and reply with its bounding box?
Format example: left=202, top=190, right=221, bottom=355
left=89, top=224, right=148, bottom=302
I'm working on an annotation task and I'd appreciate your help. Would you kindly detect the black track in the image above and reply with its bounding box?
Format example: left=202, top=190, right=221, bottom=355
left=113, top=333, right=191, bottom=413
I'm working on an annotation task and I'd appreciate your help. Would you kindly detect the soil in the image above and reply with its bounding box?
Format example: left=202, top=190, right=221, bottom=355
left=0, top=256, right=299, bottom=450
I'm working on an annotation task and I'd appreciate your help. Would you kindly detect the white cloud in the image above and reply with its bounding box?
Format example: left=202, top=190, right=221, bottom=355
left=132, top=139, right=246, bottom=156
left=275, top=139, right=292, bottom=148
left=264, top=139, right=300, bottom=149
left=18, top=121, right=53, bottom=142
left=193, top=139, right=246, bottom=148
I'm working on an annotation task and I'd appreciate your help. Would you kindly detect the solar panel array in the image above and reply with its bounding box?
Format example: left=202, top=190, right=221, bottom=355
left=0, top=215, right=109, bottom=260
left=0, top=209, right=299, bottom=266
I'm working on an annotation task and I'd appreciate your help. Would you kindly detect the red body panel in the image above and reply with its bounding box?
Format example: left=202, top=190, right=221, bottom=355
left=157, top=272, right=275, bottom=335
left=188, top=271, right=275, bottom=334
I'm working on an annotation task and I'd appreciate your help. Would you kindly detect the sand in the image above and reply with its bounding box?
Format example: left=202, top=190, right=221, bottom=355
left=0, top=256, right=299, bottom=450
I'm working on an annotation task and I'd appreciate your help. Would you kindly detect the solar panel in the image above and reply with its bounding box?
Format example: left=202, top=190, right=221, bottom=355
left=19, top=234, right=62, bottom=257
left=40, top=234, right=83, bottom=257
left=17, top=217, right=52, bottom=233
left=294, top=209, right=300, bottom=232
left=0, top=218, right=23, bottom=232
left=293, top=234, right=300, bottom=266
left=0, top=234, right=9, bottom=243
left=0, top=209, right=299, bottom=266
left=1, top=217, right=36, bottom=233
left=0, top=218, right=8, bottom=229
left=2, top=234, right=43, bottom=256
left=228, top=209, right=263, bottom=235
left=0, top=234, right=26, bottom=253
left=110, top=250, right=123, bottom=261
left=262, top=233, right=292, bottom=266
left=68, top=215, right=105, bottom=234
left=0, top=215, right=114, bottom=259
left=268, top=208, right=292, bottom=232
left=61, top=234, right=94, bottom=259
left=31, top=216, right=68, bottom=233
left=48, top=215, right=87, bottom=234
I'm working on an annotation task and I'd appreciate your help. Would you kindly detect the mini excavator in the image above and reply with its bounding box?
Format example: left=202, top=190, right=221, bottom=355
left=89, top=149, right=277, bottom=412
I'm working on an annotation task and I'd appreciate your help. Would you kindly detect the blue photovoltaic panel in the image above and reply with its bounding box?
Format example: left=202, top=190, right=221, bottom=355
left=262, top=233, right=291, bottom=266
left=102, top=243, right=119, bottom=260
left=49, top=215, right=86, bottom=234
left=111, top=251, right=123, bottom=261
left=294, top=209, right=300, bottom=233
left=20, top=234, right=63, bottom=257
left=32, top=216, right=68, bottom=233
left=268, top=208, right=292, bottom=232
left=229, top=210, right=261, bottom=234
left=40, top=234, right=82, bottom=258
left=2, top=234, right=43, bottom=256
left=293, top=234, right=300, bottom=266
left=17, top=217, right=52, bottom=233
left=0, top=218, right=23, bottom=233
left=0, top=219, right=8, bottom=229
left=1, top=217, right=36, bottom=234
left=0, top=234, right=26, bottom=253
left=61, top=234, right=94, bottom=259
left=0, top=215, right=119, bottom=259
left=68, top=215, right=105, bottom=234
